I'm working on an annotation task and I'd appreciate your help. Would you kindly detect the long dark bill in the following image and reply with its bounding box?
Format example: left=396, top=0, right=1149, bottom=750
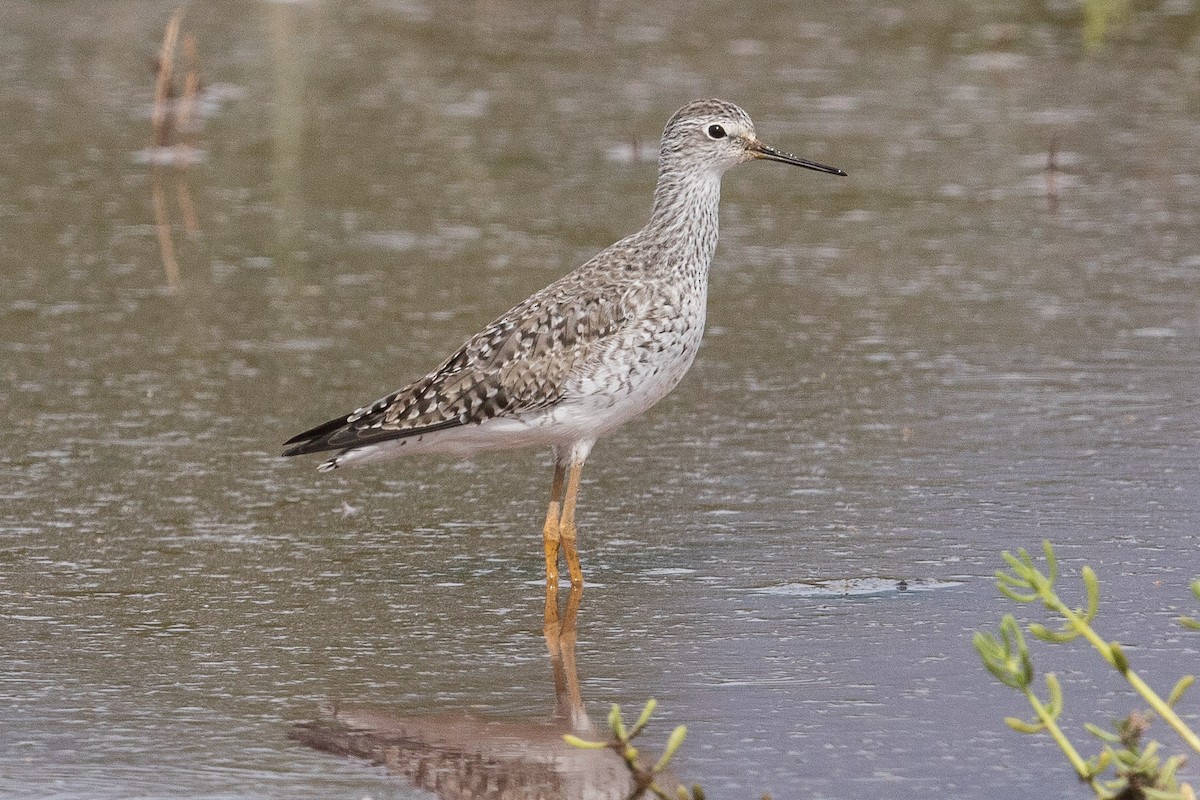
left=750, top=140, right=847, bottom=176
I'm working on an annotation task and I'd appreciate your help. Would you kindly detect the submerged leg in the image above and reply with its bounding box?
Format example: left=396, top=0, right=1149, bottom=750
left=542, top=456, right=567, bottom=588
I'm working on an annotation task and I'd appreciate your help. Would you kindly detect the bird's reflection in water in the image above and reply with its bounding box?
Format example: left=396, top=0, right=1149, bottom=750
left=294, top=586, right=635, bottom=799
left=544, top=584, right=592, bottom=735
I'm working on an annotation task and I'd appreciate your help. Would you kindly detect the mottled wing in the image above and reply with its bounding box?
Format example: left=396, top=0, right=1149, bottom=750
left=281, top=268, right=634, bottom=457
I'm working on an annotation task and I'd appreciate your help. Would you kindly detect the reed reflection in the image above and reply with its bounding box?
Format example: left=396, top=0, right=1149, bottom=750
left=295, top=586, right=634, bottom=799
left=148, top=8, right=201, bottom=293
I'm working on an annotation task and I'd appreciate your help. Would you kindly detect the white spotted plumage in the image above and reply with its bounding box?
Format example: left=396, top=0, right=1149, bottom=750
left=283, top=99, right=845, bottom=587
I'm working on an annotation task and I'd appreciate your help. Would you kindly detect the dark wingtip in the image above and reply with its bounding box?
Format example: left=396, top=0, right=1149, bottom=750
left=281, top=414, right=353, bottom=456
left=281, top=440, right=315, bottom=458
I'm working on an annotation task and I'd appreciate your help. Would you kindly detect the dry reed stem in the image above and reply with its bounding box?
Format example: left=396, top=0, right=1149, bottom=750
left=175, top=32, right=201, bottom=233
left=151, top=9, right=182, bottom=147
left=150, top=7, right=189, bottom=290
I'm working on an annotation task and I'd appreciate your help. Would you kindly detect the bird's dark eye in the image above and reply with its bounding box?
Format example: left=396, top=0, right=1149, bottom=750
left=706, top=124, right=727, bottom=139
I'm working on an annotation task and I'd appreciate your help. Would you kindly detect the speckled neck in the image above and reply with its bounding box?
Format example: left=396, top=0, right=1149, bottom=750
left=643, top=161, right=723, bottom=278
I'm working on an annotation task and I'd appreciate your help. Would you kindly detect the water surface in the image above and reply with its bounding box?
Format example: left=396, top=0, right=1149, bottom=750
left=3, top=2, right=1199, bottom=799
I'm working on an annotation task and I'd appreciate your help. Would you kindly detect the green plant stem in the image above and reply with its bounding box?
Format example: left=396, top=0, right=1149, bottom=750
left=1022, top=686, right=1101, bottom=795
left=1052, top=600, right=1200, bottom=755
left=1125, top=670, right=1200, bottom=755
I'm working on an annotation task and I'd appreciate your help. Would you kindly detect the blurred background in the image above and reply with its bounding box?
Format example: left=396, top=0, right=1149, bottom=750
left=2, top=1, right=1199, bottom=798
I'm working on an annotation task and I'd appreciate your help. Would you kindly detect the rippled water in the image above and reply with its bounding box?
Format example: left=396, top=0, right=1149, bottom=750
left=3, top=2, right=1199, bottom=798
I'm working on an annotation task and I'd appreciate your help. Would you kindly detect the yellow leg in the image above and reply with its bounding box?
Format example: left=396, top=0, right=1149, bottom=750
left=542, top=461, right=567, bottom=588
left=559, top=459, right=585, bottom=588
